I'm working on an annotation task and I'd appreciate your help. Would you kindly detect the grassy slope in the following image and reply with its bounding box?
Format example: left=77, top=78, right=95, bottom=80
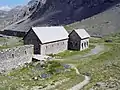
left=0, top=61, right=84, bottom=90
left=53, top=34, right=120, bottom=90
left=81, top=43, right=120, bottom=89
left=0, top=36, right=23, bottom=50
left=49, top=44, right=95, bottom=58
left=0, top=34, right=120, bottom=90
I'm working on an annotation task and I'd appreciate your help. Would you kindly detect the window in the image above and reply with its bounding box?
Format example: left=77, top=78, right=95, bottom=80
left=75, top=42, right=78, bottom=46
left=63, top=42, right=64, bottom=44
left=87, top=41, right=89, bottom=46
left=25, top=51, right=27, bottom=54
left=82, top=43, right=84, bottom=49
left=84, top=42, right=86, bottom=47
left=12, top=54, right=14, bottom=58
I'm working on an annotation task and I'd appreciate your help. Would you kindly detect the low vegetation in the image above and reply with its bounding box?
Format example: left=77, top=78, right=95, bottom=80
left=0, top=61, right=84, bottom=90
left=0, top=33, right=120, bottom=90
left=49, top=44, right=95, bottom=58
left=0, top=36, right=23, bottom=50
left=81, top=43, right=120, bottom=90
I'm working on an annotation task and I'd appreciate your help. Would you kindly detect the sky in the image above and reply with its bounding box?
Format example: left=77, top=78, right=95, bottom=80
left=0, top=0, right=30, bottom=11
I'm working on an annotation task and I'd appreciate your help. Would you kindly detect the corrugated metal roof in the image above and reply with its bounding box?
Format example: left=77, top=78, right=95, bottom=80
left=32, top=26, right=69, bottom=44
left=75, top=29, right=90, bottom=39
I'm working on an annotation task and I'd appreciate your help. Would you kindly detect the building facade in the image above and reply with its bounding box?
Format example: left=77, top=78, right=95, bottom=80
left=68, top=29, right=90, bottom=51
left=23, top=26, right=68, bottom=55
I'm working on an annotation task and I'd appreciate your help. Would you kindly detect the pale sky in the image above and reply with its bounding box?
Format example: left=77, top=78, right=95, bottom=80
left=0, top=0, right=29, bottom=6
left=0, top=0, right=30, bottom=11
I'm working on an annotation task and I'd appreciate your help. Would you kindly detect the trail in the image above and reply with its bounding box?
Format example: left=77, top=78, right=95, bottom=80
left=67, top=44, right=105, bottom=60
left=55, top=44, right=106, bottom=90
left=67, top=44, right=105, bottom=90
left=68, top=64, right=91, bottom=90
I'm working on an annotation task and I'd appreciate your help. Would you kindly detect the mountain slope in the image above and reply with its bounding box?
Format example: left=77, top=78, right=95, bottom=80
left=66, top=3, right=120, bottom=37
left=1, top=0, right=120, bottom=35
left=0, top=0, right=39, bottom=30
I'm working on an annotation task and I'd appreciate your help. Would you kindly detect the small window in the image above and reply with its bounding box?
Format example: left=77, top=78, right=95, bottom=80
left=84, top=42, right=86, bottom=47
left=87, top=41, right=89, bottom=46
left=63, top=42, right=64, bottom=44
left=12, top=54, right=14, bottom=58
left=82, top=43, right=84, bottom=49
left=57, top=43, right=59, bottom=45
left=25, top=51, right=27, bottom=54
left=75, top=42, right=78, bottom=46
left=46, top=46, right=48, bottom=49
left=70, top=42, right=72, bottom=45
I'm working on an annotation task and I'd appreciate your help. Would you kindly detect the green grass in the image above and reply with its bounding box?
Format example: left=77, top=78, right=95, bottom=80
left=0, top=36, right=23, bottom=50
left=51, top=72, right=84, bottom=90
left=78, top=43, right=120, bottom=89
left=0, top=61, right=83, bottom=90
left=54, top=35, right=120, bottom=90
left=89, top=37, right=104, bottom=43
left=49, top=44, right=95, bottom=58
left=0, top=34, right=120, bottom=90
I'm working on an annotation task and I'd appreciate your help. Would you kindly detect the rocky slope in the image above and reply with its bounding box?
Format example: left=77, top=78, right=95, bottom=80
left=0, top=0, right=39, bottom=29
left=66, top=2, right=120, bottom=37
left=1, top=0, right=120, bottom=35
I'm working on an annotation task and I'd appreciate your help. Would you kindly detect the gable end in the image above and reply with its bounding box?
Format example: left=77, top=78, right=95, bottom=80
left=23, top=28, right=42, bottom=44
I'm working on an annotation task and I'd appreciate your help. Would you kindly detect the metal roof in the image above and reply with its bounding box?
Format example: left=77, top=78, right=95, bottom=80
left=74, top=29, right=90, bottom=39
left=32, top=26, right=69, bottom=44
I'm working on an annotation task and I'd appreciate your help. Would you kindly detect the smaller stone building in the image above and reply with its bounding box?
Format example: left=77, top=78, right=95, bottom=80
left=23, top=26, right=69, bottom=55
left=68, top=29, right=90, bottom=51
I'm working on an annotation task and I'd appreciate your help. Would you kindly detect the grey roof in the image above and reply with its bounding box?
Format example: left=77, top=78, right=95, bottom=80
left=74, top=29, right=90, bottom=39
left=32, top=26, right=69, bottom=44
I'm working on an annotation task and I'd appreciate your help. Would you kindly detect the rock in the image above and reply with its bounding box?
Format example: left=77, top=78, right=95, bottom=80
left=33, top=76, right=38, bottom=80
left=1, top=0, right=120, bottom=36
left=95, top=82, right=106, bottom=87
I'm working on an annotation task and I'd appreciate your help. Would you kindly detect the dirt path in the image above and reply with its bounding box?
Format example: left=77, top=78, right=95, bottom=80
left=68, top=64, right=91, bottom=90
left=55, top=44, right=106, bottom=90
left=82, top=44, right=105, bottom=57
left=68, top=76, right=91, bottom=90
left=67, top=44, right=105, bottom=90
left=67, top=44, right=105, bottom=60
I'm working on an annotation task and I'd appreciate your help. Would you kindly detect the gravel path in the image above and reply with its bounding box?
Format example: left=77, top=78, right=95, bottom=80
left=67, top=44, right=105, bottom=90
left=68, top=76, right=91, bottom=90
left=67, top=44, right=105, bottom=60
left=82, top=44, right=104, bottom=57
left=68, top=64, right=91, bottom=90
left=55, top=44, right=105, bottom=90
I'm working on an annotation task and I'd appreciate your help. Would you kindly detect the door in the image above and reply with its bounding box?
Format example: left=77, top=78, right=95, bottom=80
left=34, top=44, right=41, bottom=54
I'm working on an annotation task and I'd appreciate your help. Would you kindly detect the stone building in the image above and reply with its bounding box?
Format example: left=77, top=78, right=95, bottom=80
left=23, top=26, right=69, bottom=55
left=68, top=29, right=90, bottom=51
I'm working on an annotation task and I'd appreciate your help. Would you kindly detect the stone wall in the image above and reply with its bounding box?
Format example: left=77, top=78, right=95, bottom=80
left=0, top=45, right=33, bottom=72
left=41, top=39, right=68, bottom=55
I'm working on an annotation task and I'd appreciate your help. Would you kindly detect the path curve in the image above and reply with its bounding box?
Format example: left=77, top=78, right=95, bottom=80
left=55, top=44, right=106, bottom=90
left=68, top=64, right=91, bottom=90
left=68, top=76, right=91, bottom=90
left=66, top=44, right=105, bottom=60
